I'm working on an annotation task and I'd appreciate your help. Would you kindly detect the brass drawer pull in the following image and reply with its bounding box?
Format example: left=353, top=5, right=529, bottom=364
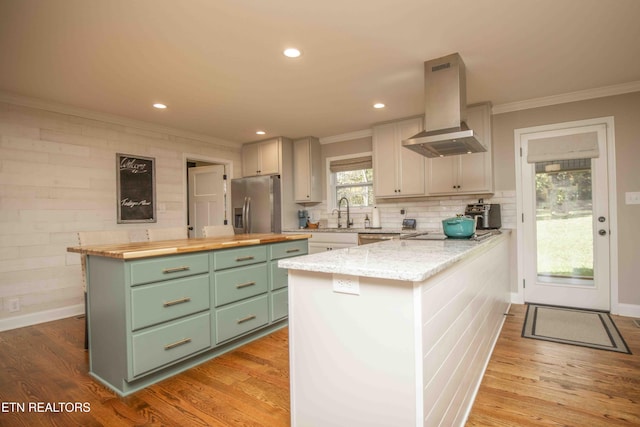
left=164, top=337, right=192, bottom=350
left=163, top=297, right=191, bottom=307
left=237, top=314, right=256, bottom=324
left=235, top=255, right=255, bottom=262
left=286, top=248, right=300, bottom=253
left=162, top=266, right=190, bottom=274
left=236, top=281, right=256, bottom=289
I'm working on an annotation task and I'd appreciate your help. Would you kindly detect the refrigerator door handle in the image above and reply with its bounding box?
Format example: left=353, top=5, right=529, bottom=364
left=242, top=197, right=248, bottom=234
left=245, top=196, right=252, bottom=233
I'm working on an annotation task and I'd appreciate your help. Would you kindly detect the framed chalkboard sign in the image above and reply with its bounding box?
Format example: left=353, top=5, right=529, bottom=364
left=116, top=153, right=156, bottom=223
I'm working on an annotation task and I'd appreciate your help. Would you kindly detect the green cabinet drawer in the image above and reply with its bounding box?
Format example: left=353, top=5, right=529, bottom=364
left=269, top=240, right=308, bottom=260
left=131, top=312, right=211, bottom=377
left=130, top=275, right=210, bottom=331
left=269, top=262, right=289, bottom=291
left=129, top=253, right=209, bottom=286
left=215, top=295, right=269, bottom=343
left=213, top=246, right=267, bottom=270
left=271, top=288, right=288, bottom=322
left=214, top=264, right=268, bottom=307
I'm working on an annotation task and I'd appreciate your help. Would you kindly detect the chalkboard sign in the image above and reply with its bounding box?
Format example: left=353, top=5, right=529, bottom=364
left=116, top=153, right=156, bottom=223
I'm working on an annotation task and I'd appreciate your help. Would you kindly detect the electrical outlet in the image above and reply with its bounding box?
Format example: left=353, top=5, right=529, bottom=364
left=625, top=192, right=640, bottom=205
left=332, top=274, right=360, bottom=295
left=8, top=298, right=20, bottom=313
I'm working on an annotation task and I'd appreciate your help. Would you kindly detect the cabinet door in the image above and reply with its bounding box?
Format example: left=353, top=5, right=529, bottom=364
left=242, top=144, right=260, bottom=177
left=293, top=139, right=311, bottom=201
left=427, top=156, right=458, bottom=194
left=258, top=139, right=280, bottom=175
left=458, top=104, right=493, bottom=193
left=373, top=123, right=399, bottom=197
left=308, top=243, right=329, bottom=254
left=397, top=118, right=425, bottom=196
left=426, top=103, right=493, bottom=195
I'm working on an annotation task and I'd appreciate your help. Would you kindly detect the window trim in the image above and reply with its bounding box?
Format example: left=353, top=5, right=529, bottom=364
left=326, top=151, right=373, bottom=213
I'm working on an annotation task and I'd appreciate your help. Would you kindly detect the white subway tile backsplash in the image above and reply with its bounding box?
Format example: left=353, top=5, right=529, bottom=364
left=307, top=192, right=517, bottom=231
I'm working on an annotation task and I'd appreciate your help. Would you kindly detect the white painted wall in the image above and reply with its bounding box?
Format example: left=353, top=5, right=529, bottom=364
left=0, top=99, right=241, bottom=330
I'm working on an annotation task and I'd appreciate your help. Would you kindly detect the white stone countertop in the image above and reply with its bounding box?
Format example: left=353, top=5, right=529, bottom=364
left=279, top=231, right=510, bottom=282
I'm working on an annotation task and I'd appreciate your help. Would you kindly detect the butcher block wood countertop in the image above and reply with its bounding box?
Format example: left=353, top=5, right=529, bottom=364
left=67, top=233, right=311, bottom=260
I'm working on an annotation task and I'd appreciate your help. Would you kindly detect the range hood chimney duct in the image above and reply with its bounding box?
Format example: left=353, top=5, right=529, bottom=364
left=402, top=53, right=487, bottom=158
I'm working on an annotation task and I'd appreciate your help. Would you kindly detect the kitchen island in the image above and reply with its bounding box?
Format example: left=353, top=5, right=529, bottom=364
left=68, top=233, right=309, bottom=396
left=279, top=231, right=510, bottom=427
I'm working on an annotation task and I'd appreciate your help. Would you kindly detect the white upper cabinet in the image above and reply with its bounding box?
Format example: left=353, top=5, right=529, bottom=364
left=426, top=102, right=493, bottom=195
left=373, top=116, right=425, bottom=198
left=293, top=137, right=322, bottom=203
left=242, top=138, right=282, bottom=177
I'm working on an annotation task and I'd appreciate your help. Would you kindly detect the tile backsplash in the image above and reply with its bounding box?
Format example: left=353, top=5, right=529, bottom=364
left=302, top=191, right=517, bottom=231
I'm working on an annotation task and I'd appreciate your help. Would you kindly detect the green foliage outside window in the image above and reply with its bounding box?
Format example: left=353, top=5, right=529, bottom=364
left=335, top=169, right=374, bottom=207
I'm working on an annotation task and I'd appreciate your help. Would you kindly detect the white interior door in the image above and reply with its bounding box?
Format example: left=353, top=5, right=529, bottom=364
left=188, top=165, right=226, bottom=238
left=520, top=123, right=610, bottom=310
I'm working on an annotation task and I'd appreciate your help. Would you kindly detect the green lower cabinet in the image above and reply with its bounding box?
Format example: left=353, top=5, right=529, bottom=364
left=214, top=264, right=268, bottom=307
left=269, top=262, right=289, bottom=291
left=215, top=295, right=269, bottom=343
left=130, top=311, right=211, bottom=378
left=271, top=288, right=288, bottom=321
left=130, top=274, right=210, bottom=331
left=87, top=238, right=308, bottom=396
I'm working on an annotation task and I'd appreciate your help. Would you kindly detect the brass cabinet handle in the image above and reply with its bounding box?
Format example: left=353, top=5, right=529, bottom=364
left=237, top=314, right=256, bottom=324
left=235, top=256, right=255, bottom=262
left=162, top=266, right=190, bottom=274
left=286, top=248, right=300, bottom=253
left=163, top=297, right=191, bottom=307
left=164, top=337, right=192, bottom=350
left=236, top=281, right=256, bottom=289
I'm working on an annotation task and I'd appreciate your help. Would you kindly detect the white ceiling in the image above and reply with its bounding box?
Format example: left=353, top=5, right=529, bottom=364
left=1, top=0, right=639, bottom=145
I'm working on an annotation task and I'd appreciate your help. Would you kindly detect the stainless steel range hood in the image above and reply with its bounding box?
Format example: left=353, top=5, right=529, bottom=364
left=402, top=53, right=486, bottom=158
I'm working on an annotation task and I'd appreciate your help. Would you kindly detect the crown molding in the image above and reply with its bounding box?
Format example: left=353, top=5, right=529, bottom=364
left=492, top=80, right=640, bottom=115
left=0, top=91, right=240, bottom=149
left=319, top=128, right=372, bottom=145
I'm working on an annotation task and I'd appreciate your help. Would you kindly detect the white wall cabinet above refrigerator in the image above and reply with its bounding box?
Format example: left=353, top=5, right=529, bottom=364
left=426, top=102, right=494, bottom=195
left=293, top=137, right=322, bottom=203
left=372, top=116, right=426, bottom=198
left=242, top=137, right=283, bottom=177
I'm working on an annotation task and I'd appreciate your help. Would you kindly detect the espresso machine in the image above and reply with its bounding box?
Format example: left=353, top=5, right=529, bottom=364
left=465, top=199, right=501, bottom=230
left=298, top=210, right=308, bottom=228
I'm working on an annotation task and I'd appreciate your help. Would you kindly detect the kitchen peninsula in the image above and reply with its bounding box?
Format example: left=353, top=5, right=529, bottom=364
left=279, top=232, right=511, bottom=427
left=68, top=233, right=309, bottom=396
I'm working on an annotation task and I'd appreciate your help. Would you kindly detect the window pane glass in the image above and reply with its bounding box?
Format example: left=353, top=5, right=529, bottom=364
left=336, top=185, right=374, bottom=207
left=335, top=168, right=374, bottom=207
left=535, top=160, right=593, bottom=282
left=336, top=169, right=373, bottom=184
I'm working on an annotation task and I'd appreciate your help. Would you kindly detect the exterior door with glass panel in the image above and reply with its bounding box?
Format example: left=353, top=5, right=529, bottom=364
left=521, top=123, right=610, bottom=310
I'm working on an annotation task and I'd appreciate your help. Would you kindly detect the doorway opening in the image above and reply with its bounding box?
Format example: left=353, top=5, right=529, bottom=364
left=184, top=155, right=233, bottom=238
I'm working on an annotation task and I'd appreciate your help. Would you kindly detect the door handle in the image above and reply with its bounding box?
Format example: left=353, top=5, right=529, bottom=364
left=598, top=229, right=607, bottom=236
left=598, top=216, right=606, bottom=223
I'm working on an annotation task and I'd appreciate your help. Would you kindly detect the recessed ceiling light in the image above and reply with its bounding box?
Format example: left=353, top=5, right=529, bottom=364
left=153, top=103, right=167, bottom=109
left=256, top=130, right=266, bottom=135
left=373, top=103, right=385, bottom=109
left=283, top=48, right=302, bottom=58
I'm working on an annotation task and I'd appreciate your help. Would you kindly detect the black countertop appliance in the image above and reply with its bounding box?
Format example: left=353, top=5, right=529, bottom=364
left=465, top=200, right=501, bottom=230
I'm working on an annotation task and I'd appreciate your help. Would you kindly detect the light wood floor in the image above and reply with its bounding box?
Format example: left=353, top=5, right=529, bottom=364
left=0, top=304, right=638, bottom=426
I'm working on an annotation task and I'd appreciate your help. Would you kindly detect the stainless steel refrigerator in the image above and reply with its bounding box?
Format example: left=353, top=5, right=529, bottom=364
left=231, top=175, right=282, bottom=234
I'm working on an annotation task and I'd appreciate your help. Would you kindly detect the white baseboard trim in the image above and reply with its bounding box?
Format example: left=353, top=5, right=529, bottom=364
left=616, top=303, right=640, bottom=318
left=510, top=292, right=524, bottom=305
left=0, top=304, right=84, bottom=332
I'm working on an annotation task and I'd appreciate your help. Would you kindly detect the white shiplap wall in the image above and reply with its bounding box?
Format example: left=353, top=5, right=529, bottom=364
left=0, top=100, right=241, bottom=330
